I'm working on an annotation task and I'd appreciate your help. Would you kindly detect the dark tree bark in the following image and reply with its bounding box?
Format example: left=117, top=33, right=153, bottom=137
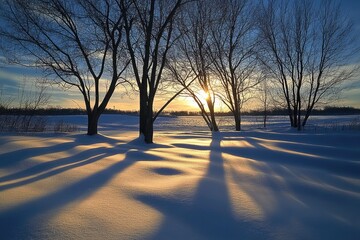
left=87, top=112, right=100, bottom=136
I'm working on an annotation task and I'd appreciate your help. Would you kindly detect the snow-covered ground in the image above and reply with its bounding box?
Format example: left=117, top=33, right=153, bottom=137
left=0, top=115, right=359, bottom=239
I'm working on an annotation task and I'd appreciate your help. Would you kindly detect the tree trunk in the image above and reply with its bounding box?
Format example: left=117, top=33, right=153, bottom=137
left=140, top=92, right=154, bottom=144
left=292, top=108, right=298, bottom=128
left=263, top=110, right=267, bottom=128
left=286, top=100, right=294, bottom=127
left=302, top=109, right=311, bottom=127
left=235, top=115, right=241, bottom=131
left=144, top=107, right=154, bottom=143
left=297, top=106, right=302, bottom=130
left=207, top=99, right=219, bottom=132
left=87, top=112, right=99, bottom=135
left=139, top=83, right=147, bottom=138
left=233, top=105, right=241, bottom=131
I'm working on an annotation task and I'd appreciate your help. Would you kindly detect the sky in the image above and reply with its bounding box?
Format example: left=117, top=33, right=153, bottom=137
left=0, top=0, right=360, bottom=112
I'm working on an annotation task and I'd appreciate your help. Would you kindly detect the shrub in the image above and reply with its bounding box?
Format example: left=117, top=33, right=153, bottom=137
left=53, top=120, right=79, bottom=133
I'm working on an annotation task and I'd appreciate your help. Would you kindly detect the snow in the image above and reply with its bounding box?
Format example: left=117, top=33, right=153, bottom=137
left=0, top=115, right=360, bottom=239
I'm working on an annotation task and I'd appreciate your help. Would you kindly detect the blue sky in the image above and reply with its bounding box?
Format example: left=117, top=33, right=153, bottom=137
left=0, top=0, right=360, bottom=111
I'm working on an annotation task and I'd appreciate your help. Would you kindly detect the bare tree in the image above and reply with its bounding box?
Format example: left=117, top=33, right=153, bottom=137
left=168, top=0, right=220, bottom=132
left=257, top=78, right=275, bottom=128
left=257, top=0, right=358, bottom=130
left=0, top=78, right=50, bottom=132
left=16, top=79, right=50, bottom=131
left=208, top=0, right=259, bottom=131
left=119, top=0, right=188, bottom=143
left=166, top=53, right=215, bottom=131
left=0, top=0, right=129, bottom=135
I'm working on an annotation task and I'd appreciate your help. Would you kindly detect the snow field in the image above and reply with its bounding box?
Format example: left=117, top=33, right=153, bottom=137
left=0, top=115, right=360, bottom=239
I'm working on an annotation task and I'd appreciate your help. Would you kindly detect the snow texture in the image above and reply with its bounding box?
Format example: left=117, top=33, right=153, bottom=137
left=0, top=115, right=360, bottom=239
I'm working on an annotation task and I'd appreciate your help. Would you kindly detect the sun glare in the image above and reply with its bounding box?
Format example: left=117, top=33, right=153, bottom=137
left=183, top=90, right=210, bottom=110
left=197, top=90, right=209, bottom=101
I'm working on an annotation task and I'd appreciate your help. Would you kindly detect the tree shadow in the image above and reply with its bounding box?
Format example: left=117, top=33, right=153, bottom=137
left=142, top=131, right=360, bottom=239
left=222, top=134, right=360, bottom=239
left=0, top=147, right=109, bottom=191
left=0, top=136, right=77, bottom=169
left=136, top=133, right=271, bottom=239
left=215, top=133, right=360, bottom=178
left=0, top=134, right=130, bottom=189
left=0, top=135, right=172, bottom=239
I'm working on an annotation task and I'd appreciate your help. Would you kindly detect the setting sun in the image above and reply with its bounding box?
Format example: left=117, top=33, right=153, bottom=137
left=180, top=89, right=230, bottom=112
left=183, top=89, right=210, bottom=110
left=197, top=89, right=209, bottom=100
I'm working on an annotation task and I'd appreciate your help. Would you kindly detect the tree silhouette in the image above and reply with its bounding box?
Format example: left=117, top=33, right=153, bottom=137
left=1, top=0, right=129, bottom=135
left=257, top=0, right=358, bottom=129
left=120, top=0, right=188, bottom=143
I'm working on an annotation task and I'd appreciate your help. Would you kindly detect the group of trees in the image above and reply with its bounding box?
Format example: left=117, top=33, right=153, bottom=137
left=257, top=0, right=357, bottom=130
left=0, top=0, right=357, bottom=143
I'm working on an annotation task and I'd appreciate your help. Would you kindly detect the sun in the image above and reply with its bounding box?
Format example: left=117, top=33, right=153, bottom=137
left=182, top=89, right=210, bottom=110
left=197, top=90, right=209, bottom=101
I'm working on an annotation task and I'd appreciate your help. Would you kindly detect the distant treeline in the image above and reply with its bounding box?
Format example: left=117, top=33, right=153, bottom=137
left=172, top=107, right=360, bottom=116
left=1, top=106, right=360, bottom=116
left=242, top=106, right=360, bottom=116
left=0, top=107, right=131, bottom=116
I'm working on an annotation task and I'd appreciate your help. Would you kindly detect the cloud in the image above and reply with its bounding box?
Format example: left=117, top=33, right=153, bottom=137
left=340, top=86, right=360, bottom=107
left=0, top=76, right=18, bottom=88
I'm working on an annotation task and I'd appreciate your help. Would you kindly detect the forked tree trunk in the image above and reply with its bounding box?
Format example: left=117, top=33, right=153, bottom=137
left=302, top=105, right=314, bottom=128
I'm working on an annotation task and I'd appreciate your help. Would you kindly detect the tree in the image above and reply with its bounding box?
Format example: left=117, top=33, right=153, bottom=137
left=0, top=78, right=50, bottom=132
left=257, top=0, right=357, bottom=130
left=208, top=0, right=259, bottom=131
left=119, top=0, right=187, bottom=143
left=0, top=0, right=129, bottom=135
left=166, top=52, right=216, bottom=131
left=168, top=0, right=219, bottom=132
left=257, top=78, right=274, bottom=128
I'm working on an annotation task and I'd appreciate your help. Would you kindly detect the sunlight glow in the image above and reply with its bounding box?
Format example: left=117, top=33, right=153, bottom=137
left=183, top=90, right=211, bottom=110
left=197, top=90, right=210, bottom=101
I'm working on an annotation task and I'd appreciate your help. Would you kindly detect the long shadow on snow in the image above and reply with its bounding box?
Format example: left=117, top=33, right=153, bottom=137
left=240, top=136, right=360, bottom=177
left=0, top=137, right=171, bottom=239
left=0, top=135, right=127, bottom=189
left=226, top=151, right=360, bottom=240
left=216, top=132, right=360, bottom=239
left=136, top=133, right=271, bottom=240
left=0, top=133, right=128, bottom=170
left=0, top=147, right=110, bottom=191
left=0, top=136, right=77, bottom=169
left=173, top=134, right=360, bottom=178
